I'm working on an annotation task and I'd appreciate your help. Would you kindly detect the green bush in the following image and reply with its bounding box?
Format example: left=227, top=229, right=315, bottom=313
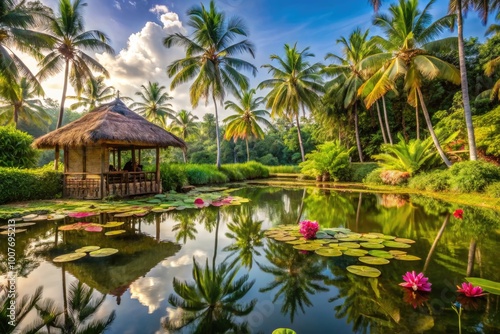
left=256, top=153, right=279, bottom=166
left=300, top=141, right=353, bottom=181
left=0, top=166, right=63, bottom=204
left=351, top=163, right=378, bottom=182
left=160, top=164, right=188, bottom=192
left=448, top=161, right=500, bottom=192
left=267, top=165, right=300, bottom=173
left=486, top=181, right=500, bottom=198
left=409, top=170, right=450, bottom=191
left=183, top=164, right=229, bottom=185
left=0, top=126, right=39, bottom=168
left=219, top=164, right=245, bottom=181
left=363, top=168, right=383, bottom=185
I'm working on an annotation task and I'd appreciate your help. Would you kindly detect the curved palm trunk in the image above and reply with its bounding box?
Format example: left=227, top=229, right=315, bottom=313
left=212, top=210, right=220, bottom=271
left=456, top=1, right=477, bottom=161
left=14, top=105, right=20, bottom=129
left=245, top=138, right=250, bottom=162
left=382, top=96, right=393, bottom=145
left=376, top=101, right=387, bottom=144
left=415, top=104, right=420, bottom=140
left=295, top=112, right=305, bottom=162
left=354, top=103, right=363, bottom=162
left=466, top=238, right=477, bottom=276
left=182, top=148, right=187, bottom=163
left=423, top=214, right=449, bottom=273
left=213, top=96, right=221, bottom=169
left=417, top=88, right=452, bottom=167
left=57, top=59, right=70, bottom=129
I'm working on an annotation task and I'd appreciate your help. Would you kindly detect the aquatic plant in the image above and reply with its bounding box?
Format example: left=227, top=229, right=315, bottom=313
left=456, top=282, right=485, bottom=297
left=453, top=209, right=464, bottom=219
left=399, top=271, right=432, bottom=292
left=299, top=220, right=319, bottom=239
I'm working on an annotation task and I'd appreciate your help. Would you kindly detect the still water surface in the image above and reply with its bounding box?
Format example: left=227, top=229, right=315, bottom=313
left=2, top=186, right=500, bottom=333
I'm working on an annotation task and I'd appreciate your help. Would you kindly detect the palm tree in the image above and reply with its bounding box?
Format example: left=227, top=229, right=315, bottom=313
left=66, top=75, right=115, bottom=110
left=169, top=109, right=199, bottom=162
left=223, top=89, right=273, bottom=162
left=37, top=0, right=114, bottom=129
left=359, top=0, right=459, bottom=167
left=1, top=286, right=45, bottom=334
left=323, top=28, right=380, bottom=162
left=0, top=0, right=50, bottom=92
left=164, top=0, right=257, bottom=169
left=129, top=81, right=174, bottom=128
left=0, top=77, right=51, bottom=129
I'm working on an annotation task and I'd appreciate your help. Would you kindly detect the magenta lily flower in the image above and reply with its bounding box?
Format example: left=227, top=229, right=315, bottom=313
left=299, top=220, right=319, bottom=240
left=453, top=209, right=463, bottom=219
left=399, top=271, right=432, bottom=292
left=457, top=282, right=485, bottom=297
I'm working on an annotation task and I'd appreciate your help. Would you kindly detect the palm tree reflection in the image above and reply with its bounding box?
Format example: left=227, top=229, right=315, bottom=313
left=258, top=240, right=328, bottom=322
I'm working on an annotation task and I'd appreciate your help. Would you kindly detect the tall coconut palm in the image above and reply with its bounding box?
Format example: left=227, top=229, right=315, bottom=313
left=164, top=0, right=256, bottom=169
left=66, top=75, right=115, bottom=110
left=37, top=0, right=114, bottom=129
left=223, top=89, right=272, bottom=162
left=169, top=109, right=199, bottom=162
left=0, top=0, right=50, bottom=92
left=359, top=0, right=459, bottom=167
left=0, top=77, right=51, bottom=129
left=323, top=28, right=381, bottom=162
left=259, top=43, right=324, bottom=162
left=129, top=81, right=174, bottom=128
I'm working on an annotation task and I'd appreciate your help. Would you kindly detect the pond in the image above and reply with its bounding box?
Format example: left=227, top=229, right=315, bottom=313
left=2, top=186, right=500, bottom=333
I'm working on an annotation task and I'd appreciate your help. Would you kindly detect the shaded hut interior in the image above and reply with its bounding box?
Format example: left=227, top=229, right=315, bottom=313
left=33, top=99, right=186, bottom=199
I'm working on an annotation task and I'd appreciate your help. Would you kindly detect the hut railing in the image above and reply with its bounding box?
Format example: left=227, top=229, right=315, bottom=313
left=64, top=172, right=159, bottom=199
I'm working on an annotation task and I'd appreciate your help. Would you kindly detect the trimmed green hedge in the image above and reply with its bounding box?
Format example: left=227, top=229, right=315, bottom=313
left=160, top=162, right=270, bottom=191
left=0, top=166, right=63, bottom=204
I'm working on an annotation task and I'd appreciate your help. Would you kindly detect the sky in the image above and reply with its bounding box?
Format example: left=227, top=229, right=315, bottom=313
left=22, top=0, right=495, bottom=119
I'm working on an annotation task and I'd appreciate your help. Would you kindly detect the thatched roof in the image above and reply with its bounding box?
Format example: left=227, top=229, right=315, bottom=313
left=33, top=99, right=186, bottom=149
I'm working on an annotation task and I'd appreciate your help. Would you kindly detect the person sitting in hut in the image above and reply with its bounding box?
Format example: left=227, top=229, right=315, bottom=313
left=123, top=160, right=133, bottom=172
left=109, top=164, right=116, bottom=172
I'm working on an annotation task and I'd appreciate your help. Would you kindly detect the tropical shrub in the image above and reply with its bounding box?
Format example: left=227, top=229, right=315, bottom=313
left=160, top=164, right=188, bottom=192
left=351, top=162, right=378, bottom=182
left=0, top=126, right=39, bottom=168
left=267, top=165, right=300, bottom=173
left=363, top=168, right=383, bottom=185
left=300, top=141, right=353, bottom=181
left=372, top=133, right=450, bottom=175
left=182, top=164, right=228, bottom=185
left=408, top=170, right=450, bottom=191
left=486, top=181, right=500, bottom=198
left=475, top=106, right=500, bottom=158
left=380, top=170, right=410, bottom=186
left=0, top=166, right=63, bottom=204
left=448, top=161, right=500, bottom=193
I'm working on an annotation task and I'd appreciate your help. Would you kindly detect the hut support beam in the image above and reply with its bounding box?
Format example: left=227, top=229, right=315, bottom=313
left=156, top=147, right=160, bottom=193
left=54, top=145, right=59, bottom=171
left=82, top=146, right=86, bottom=180
left=100, top=146, right=105, bottom=199
left=118, top=150, right=121, bottom=171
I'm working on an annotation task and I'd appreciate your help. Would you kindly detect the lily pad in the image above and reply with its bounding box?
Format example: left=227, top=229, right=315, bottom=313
left=359, top=256, right=390, bottom=265
left=394, top=255, right=421, bottom=261
left=315, top=248, right=343, bottom=257
left=89, top=248, right=119, bottom=257
left=272, top=329, right=297, bottom=334
left=339, top=242, right=361, bottom=249
left=75, top=246, right=101, bottom=253
left=22, top=214, right=38, bottom=220
left=113, top=212, right=135, bottom=218
left=105, top=230, right=126, bottom=236
left=343, top=249, right=368, bottom=256
left=394, top=238, right=416, bottom=244
left=53, top=252, right=87, bottom=263
left=388, top=250, right=407, bottom=256
left=383, top=241, right=412, bottom=248
left=465, top=277, right=500, bottom=295
left=31, top=215, right=48, bottom=221
left=360, top=242, right=385, bottom=249
left=85, top=225, right=103, bottom=232
left=47, top=214, right=66, bottom=221
left=293, top=244, right=322, bottom=251
left=0, top=229, right=27, bottom=235
left=0, top=222, right=36, bottom=229
left=346, top=265, right=381, bottom=278
left=286, top=239, right=307, bottom=245
left=329, top=244, right=348, bottom=251
left=368, top=250, right=394, bottom=259
left=101, top=221, right=124, bottom=228
left=275, top=236, right=297, bottom=241
left=68, top=212, right=96, bottom=218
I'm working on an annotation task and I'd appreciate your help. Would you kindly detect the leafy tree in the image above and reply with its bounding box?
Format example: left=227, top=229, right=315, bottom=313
left=37, top=0, right=114, bottom=129
left=164, top=0, right=257, bottom=169
left=0, top=77, right=51, bottom=129
left=360, top=0, right=460, bottom=167
left=323, top=28, right=380, bottom=161
left=67, top=75, right=115, bottom=110
left=223, top=89, right=272, bottom=162
left=130, top=81, right=174, bottom=128
left=0, top=126, right=39, bottom=168
left=169, top=109, right=199, bottom=162
left=259, top=43, right=324, bottom=162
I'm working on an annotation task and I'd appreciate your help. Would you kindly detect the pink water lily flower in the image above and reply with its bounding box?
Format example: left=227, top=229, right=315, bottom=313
left=457, top=282, right=485, bottom=297
left=453, top=209, right=464, bottom=219
left=299, top=220, right=319, bottom=240
left=399, top=271, right=432, bottom=292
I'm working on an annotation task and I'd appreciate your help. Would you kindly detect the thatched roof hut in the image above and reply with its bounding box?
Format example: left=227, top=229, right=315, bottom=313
left=33, top=99, right=187, bottom=199
left=33, top=99, right=186, bottom=149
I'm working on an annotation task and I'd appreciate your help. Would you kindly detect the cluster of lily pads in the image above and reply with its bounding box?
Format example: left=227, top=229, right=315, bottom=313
left=0, top=213, right=66, bottom=235
left=53, top=246, right=119, bottom=263
left=58, top=220, right=126, bottom=236
left=264, top=225, right=420, bottom=277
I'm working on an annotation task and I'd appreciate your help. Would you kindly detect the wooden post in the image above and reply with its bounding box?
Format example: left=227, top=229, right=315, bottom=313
left=82, top=146, right=86, bottom=180
left=112, top=149, right=116, bottom=169
left=156, top=146, right=160, bottom=193
left=63, top=146, right=68, bottom=197
left=118, top=149, right=121, bottom=171
left=131, top=146, right=136, bottom=171
left=138, top=149, right=141, bottom=165
left=100, top=146, right=105, bottom=199
left=54, top=145, right=59, bottom=171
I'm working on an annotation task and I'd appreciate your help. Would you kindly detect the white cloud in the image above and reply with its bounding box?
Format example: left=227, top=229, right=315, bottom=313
left=149, top=5, right=169, bottom=15
left=113, top=0, right=121, bottom=10
left=129, top=1, right=137, bottom=7
left=161, top=250, right=207, bottom=268
left=129, top=276, right=168, bottom=313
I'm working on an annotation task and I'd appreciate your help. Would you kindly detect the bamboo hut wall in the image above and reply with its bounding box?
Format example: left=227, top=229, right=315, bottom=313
left=67, top=146, right=109, bottom=174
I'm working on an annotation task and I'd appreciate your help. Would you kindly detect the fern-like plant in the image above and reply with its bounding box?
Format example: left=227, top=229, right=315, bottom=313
left=300, top=141, right=353, bottom=181
left=373, top=133, right=456, bottom=175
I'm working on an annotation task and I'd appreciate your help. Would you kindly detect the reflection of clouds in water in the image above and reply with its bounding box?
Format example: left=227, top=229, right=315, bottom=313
left=159, top=307, right=185, bottom=333
left=129, top=276, right=168, bottom=314
left=161, top=250, right=207, bottom=268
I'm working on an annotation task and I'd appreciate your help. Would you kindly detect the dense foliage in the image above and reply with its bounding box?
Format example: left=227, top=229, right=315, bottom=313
left=0, top=126, right=39, bottom=168
left=300, top=141, right=353, bottom=181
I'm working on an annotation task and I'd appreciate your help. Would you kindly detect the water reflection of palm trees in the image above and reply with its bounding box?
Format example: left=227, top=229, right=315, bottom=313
left=0, top=286, right=44, bottom=334
left=172, top=210, right=199, bottom=244
left=223, top=207, right=265, bottom=269
left=258, top=240, right=328, bottom=322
